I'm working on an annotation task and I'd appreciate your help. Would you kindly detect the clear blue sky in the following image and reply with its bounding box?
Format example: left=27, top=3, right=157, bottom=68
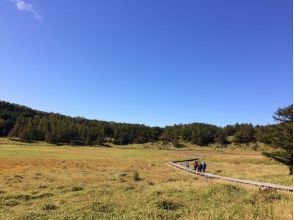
left=0, top=0, right=292, bottom=127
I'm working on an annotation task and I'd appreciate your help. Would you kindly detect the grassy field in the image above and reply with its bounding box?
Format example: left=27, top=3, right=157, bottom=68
left=0, top=138, right=292, bottom=219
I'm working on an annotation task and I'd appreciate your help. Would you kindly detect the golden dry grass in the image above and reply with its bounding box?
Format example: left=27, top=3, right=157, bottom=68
left=0, top=138, right=292, bottom=219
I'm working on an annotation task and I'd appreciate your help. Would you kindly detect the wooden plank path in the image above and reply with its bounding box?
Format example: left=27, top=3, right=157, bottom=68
left=167, top=157, right=293, bottom=192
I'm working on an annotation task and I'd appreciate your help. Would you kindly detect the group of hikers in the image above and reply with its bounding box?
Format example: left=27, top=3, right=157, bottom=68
left=184, top=160, right=207, bottom=173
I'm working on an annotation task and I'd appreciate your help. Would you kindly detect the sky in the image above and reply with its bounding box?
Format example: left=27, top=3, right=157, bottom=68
left=0, top=0, right=292, bottom=127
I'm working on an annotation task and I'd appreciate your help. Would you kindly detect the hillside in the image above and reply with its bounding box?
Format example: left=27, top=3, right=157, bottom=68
left=0, top=100, right=279, bottom=147
left=0, top=101, right=230, bottom=146
left=0, top=100, right=163, bottom=145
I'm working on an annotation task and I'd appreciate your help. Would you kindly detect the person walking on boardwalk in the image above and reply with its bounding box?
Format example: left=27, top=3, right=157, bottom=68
left=193, top=161, right=199, bottom=171
left=185, top=161, right=189, bottom=169
left=198, top=162, right=203, bottom=172
left=203, top=161, right=207, bottom=173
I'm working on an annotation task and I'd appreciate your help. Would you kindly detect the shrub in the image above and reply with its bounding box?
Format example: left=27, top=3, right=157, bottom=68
left=133, top=171, right=141, bottom=181
left=42, top=204, right=58, bottom=210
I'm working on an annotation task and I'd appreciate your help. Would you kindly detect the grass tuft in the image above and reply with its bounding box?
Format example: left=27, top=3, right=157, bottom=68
left=133, top=171, right=141, bottom=181
left=5, top=200, right=19, bottom=207
left=42, top=204, right=58, bottom=211
left=34, top=193, right=54, bottom=199
left=71, top=186, right=84, bottom=192
left=156, top=200, right=183, bottom=211
left=91, top=202, right=114, bottom=213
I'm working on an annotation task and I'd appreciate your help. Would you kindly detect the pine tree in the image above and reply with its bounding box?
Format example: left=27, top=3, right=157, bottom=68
left=263, top=105, right=293, bottom=175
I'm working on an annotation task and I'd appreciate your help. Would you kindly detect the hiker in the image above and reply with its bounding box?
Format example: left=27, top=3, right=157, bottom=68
left=203, top=161, right=207, bottom=173
left=198, top=162, right=203, bottom=172
left=185, top=161, right=189, bottom=169
left=193, top=161, right=199, bottom=171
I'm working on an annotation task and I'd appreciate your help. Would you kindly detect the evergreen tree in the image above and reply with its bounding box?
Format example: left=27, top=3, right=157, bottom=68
left=263, top=105, right=293, bottom=175
left=233, top=124, right=255, bottom=143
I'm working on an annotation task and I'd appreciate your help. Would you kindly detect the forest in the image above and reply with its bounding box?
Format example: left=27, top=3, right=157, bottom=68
left=0, top=101, right=258, bottom=146
left=0, top=101, right=290, bottom=146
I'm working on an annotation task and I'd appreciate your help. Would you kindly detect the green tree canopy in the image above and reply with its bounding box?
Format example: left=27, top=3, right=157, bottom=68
left=262, top=105, right=293, bottom=175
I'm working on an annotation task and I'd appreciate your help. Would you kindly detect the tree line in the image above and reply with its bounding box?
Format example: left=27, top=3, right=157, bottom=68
left=0, top=101, right=255, bottom=146
left=0, top=101, right=162, bottom=146
left=0, top=101, right=292, bottom=173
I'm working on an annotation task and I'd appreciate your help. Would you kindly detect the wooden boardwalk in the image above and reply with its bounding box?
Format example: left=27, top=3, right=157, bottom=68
left=167, top=157, right=293, bottom=192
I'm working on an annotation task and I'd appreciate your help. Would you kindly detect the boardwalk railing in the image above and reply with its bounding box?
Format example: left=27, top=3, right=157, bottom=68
left=167, top=157, right=293, bottom=192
